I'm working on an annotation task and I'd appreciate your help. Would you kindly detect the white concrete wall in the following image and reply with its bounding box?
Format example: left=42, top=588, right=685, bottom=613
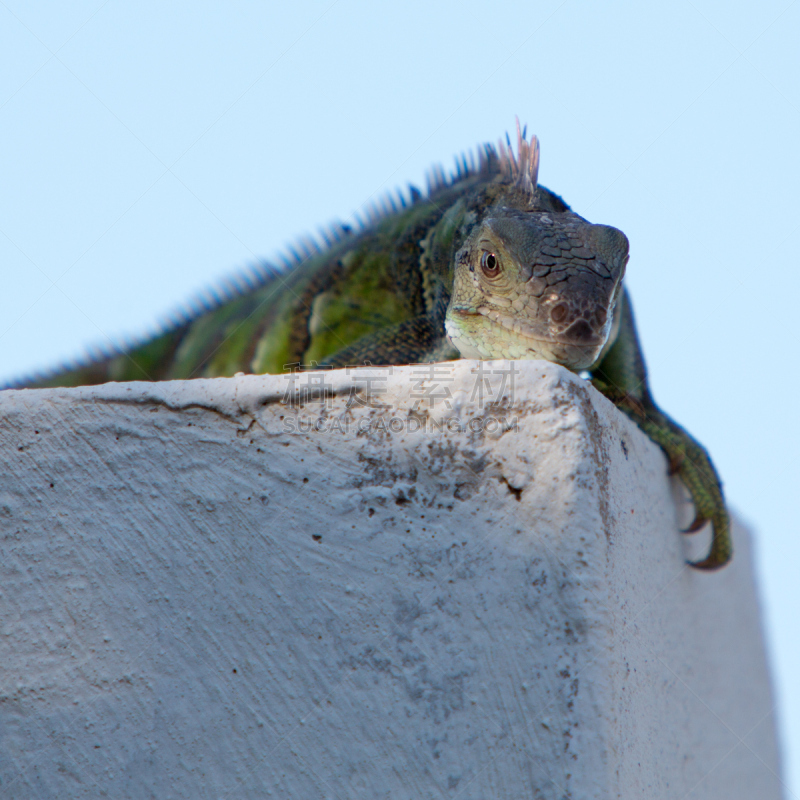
left=0, top=361, right=783, bottom=799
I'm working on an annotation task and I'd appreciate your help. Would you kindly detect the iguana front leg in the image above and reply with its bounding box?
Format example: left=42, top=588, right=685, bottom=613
left=321, top=314, right=458, bottom=369
left=590, top=289, right=731, bottom=570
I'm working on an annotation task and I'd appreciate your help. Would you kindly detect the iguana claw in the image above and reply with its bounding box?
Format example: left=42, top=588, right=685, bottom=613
left=681, top=514, right=708, bottom=534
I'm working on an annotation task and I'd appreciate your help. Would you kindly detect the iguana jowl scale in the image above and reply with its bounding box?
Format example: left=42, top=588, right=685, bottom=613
left=14, top=122, right=731, bottom=569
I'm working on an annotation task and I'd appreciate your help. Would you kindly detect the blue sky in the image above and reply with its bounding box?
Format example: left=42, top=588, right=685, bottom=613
left=2, top=0, right=798, bottom=792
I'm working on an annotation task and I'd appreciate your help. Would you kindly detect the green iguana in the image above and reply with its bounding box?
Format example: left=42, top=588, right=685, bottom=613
left=10, top=122, right=730, bottom=569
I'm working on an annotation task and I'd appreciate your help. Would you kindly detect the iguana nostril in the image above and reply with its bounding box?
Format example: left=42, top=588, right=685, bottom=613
left=564, top=319, right=594, bottom=342
left=551, top=303, right=568, bottom=323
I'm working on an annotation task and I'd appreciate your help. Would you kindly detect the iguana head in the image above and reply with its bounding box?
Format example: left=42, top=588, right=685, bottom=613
left=445, top=126, right=629, bottom=371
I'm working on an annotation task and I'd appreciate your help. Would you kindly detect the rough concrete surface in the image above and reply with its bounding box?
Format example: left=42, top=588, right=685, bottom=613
left=0, top=360, right=783, bottom=799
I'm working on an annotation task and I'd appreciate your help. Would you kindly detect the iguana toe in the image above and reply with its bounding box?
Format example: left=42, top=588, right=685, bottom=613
left=688, top=513, right=732, bottom=570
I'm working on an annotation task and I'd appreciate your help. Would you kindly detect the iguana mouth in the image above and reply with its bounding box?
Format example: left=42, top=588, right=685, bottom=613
left=450, top=306, right=606, bottom=347
left=445, top=307, right=608, bottom=370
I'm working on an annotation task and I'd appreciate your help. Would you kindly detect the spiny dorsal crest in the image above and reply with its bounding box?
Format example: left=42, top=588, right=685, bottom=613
left=497, top=118, right=540, bottom=204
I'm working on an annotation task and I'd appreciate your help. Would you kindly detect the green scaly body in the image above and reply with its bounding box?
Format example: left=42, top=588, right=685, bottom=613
left=13, top=127, right=730, bottom=569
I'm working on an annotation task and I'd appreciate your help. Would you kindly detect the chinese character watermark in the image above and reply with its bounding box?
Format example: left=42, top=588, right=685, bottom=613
left=409, top=363, right=455, bottom=410
left=469, top=361, right=519, bottom=406
left=280, top=360, right=520, bottom=415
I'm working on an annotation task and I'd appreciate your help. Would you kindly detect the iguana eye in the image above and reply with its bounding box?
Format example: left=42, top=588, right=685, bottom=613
left=480, top=251, right=500, bottom=277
